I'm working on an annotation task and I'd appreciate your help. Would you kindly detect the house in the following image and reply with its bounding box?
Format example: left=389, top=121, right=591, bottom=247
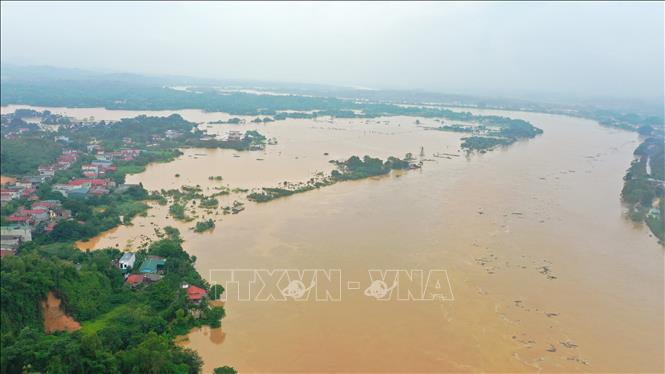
left=82, top=164, right=100, bottom=178
left=68, top=178, right=111, bottom=188
left=20, top=187, right=37, bottom=199
left=68, top=179, right=115, bottom=190
left=38, top=165, right=56, bottom=177
left=0, top=236, right=21, bottom=254
left=31, top=200, right=61, bottom=210
left=95, top=153, right=113, bottom=162
left=14, top=180, right=35, bottom=189
left=165, top=129, right=182, bottom=139
left=138, top=255, right=166, bottom=274
left=223, top=131, right=244, bottom=142
left=67, top=186, right=90, bottom=198
left=186, top=285, right=208, bottom=304
left=8, top=208, right=49, bottom=226
left=0, top=226, right=32, bottom=242
left=112, top=149, right=140, bottom=161
left=89, top=186, right=110, bottom=196
left=17, top=208, right=49, bottom=223
left=125, top=272, right=162, bottom=287
left=118, top=252, right=136, bottom=272
left=0, top=192, right=15, bottom=202
left=126, top=274, right=145, bottom=287
left=0, top=189, right=20, bottom=202
left=21, top=176, right=47, bottom=185
left=114, top=184, right=141, bottom=194
left=6, top=215, right=31, bottom=225
left=52, top=184, right=78, bottom=197
left=144, top=273, right=163, bottom=283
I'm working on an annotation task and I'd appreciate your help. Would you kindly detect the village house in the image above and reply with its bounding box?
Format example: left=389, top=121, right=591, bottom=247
left=126, top=274, right=145, bottom=287
left=0, top=236, right=21, bottom=257
left=20, top=176, right=47, bottom=185
left=138, top=255, right=167, bottom=274
left=0, top=225, right=32, bottom=257
left=0, top=189, right=20, bottom=202
left=65, top=179, right=116, bottom=196
left=52, top=184, right=85, bottom=198
left=165, top=129, right=182, bottom=139
left=118, top=252, right=136, bottom=272
left=38, top=165, right=56, bottom=177
left=95, top=152, right=113, bottom=162
left=223, top=130, right=244, bottom=142
left=56, top=152, right=78, bottom=169
left=185, top=284, right=208, bottom=305
left=0, top=225, right=32, bottom=242
left=81, top=164, right=100, bottom=178
left=112, top=149, right=141, bottom=161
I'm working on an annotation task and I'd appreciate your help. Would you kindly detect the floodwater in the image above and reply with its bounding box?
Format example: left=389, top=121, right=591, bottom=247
left=3, top=105, right=663, bottom=373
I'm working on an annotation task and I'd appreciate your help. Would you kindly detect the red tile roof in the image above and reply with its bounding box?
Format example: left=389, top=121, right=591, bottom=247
left=186, top=285, right=208, bottom=301
left=68, top=179, right=108, bottom=186
left=19, top=209, right=48, bottom=215
left=126, top=274, right=145, bottom=285
left=7, top=216, right=29, bottom=222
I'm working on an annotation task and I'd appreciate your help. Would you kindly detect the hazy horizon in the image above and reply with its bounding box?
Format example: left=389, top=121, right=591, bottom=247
left=1, top=2, right=663, bottom=101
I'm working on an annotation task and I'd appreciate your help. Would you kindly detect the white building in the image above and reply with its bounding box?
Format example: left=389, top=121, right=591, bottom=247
left=0, top=225, right=32, bottom=242
left=119, top=252, right=136, bottom=271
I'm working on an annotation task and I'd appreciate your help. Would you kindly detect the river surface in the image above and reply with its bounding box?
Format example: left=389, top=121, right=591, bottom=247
left=2, top=105, right=663, bottom=373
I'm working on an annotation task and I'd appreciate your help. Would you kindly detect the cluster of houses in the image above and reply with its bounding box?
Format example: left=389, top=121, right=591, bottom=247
left=2, top=126, right=34, bottom=139
left=83, top=144, right=141, bottom=178
left=5, top=200, right=71, bottom=232
left=1, top=177, right=41, bottom=202
left=37, top=150, right=80, bottom=178
left=118, top=252, right=208, bottom=304
left=52, top=178, right=116, bottom=198
left=1, top=129, right=152, bottom=260
left=1, top=149, right=82, bottom=204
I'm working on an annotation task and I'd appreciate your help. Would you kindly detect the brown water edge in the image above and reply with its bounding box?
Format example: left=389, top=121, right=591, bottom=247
left=5, top=105, right=663, bottom=372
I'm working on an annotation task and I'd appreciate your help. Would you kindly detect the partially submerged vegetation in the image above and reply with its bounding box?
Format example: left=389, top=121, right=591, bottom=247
left=621, top=128, right=665, bottom=243
left=169, top=203, right=191, bottom=221
left=433, top=117, right=543, bottom=152
left=193, top=219, right=215, bottom=233
left=248, top=155, right=416, bottom=203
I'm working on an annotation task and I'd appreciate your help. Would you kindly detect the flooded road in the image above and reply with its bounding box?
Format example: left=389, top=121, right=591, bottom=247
left=4, top=105, right=663, bottom=372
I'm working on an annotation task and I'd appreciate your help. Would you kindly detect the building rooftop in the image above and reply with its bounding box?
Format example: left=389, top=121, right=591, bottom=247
left=138, top=256, right=166, bottom=273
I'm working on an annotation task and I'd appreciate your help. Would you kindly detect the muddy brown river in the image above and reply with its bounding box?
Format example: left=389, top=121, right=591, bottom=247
left=2, top=105, right=663, bottom=373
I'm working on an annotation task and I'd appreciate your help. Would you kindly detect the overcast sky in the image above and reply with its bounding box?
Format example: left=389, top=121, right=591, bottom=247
left=1, top=2, right=663, bottom=100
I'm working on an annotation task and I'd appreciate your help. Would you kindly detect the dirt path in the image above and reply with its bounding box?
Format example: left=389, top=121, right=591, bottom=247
left=42, top=291, right=80, bottom=333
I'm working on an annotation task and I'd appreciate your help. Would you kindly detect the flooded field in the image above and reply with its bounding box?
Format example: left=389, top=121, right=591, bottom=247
left=4, top=105, right=663, bottom=373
